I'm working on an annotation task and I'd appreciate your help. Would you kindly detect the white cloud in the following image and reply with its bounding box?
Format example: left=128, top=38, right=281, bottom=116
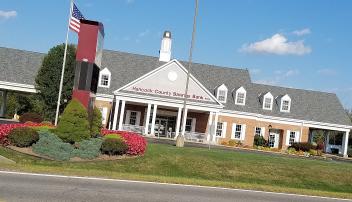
left=138, top=29, right=150, bottom=37
left=0, top=10, right=17, bottom=20
left=292, top=28, right=311, bottom=36
left=254, top=69, right=299, bottom=85
left=250, top=68, right=261, bottom=75
left=240, top=34, right=311, bottom=55
left=317, top=68, right=337, bottom=76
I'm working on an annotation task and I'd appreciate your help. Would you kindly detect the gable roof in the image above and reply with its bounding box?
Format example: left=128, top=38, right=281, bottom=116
left=0, top=46, right=350, bottom=126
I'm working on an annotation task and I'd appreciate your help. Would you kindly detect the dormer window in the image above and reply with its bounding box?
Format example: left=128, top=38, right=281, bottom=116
left=235, top=87, right=246, bottom=105
left=216, top=84, right=228, bottom=103
left=280, top=94, right=291, bottom=112
left=98, top=68, right=111, bottom=88
left=263, top=92, right=273, bottom=110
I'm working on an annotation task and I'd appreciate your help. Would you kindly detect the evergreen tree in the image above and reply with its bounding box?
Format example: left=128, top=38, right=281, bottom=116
left=54, top=99, right=90, bottom=143
left=35, top=44, right=76, bottom=121
left=90, top=107, right=103, bottom=137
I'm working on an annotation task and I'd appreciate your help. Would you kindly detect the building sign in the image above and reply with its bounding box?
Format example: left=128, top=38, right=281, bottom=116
left=131, top=86, right=211, bottom=101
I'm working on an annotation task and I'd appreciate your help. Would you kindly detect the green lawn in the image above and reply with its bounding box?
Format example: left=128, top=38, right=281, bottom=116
left=0, top=143, right=352, bottom=199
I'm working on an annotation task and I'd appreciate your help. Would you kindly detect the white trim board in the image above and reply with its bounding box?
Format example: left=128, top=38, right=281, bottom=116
left=0, top=81, right=36, bottom=93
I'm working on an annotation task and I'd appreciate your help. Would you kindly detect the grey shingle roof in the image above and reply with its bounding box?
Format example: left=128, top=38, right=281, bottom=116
left=0, top=46, right=350, bottom=126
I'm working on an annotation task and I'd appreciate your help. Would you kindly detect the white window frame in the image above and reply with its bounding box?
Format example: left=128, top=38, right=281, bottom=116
left=254, top=127, right=265, bottom=137
left=98, top=68, right=111, bottom=88
left=263, top=92, right=273, bottom=110
left=215, top=122, right=227, bottom=137
left=216, top=84, right=228, bottom=103
left=98, top=107, right=108, bottom=125
left=125, top=110, right=141, bottom=126
left=231, top=123, right=246, bottom=140
left=286, top=130, right=300, bottom=146
left=235, top=86, right=246, bottom=106
left=280, top=94, right=291, bottom=112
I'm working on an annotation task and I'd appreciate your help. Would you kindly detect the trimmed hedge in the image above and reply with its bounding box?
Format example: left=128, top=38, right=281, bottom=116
left=101, top=138, right=128, bottom=156
left=289, top=142, right=316, bottom=152
left=55, top=99, right=90, bottom=143
left=19, top=112, right=43, bottom=123
left=90, top=107, right=103, bottom=138
left=72, top=138, right=103, bottom=159
left=8, top=127, right=39, bottom=147
left=32, top=131, right=74, bottom=161
left=102, top=130, right=147, bottom=155
left=348, top=147, right=352, bottom=157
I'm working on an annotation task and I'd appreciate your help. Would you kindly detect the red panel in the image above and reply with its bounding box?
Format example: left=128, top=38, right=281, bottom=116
left=72, top=89, right=91, bottom=109
left=76, top=23, right=99, bottom=63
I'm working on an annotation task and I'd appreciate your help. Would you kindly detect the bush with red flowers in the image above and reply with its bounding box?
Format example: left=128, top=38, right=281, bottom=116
left=102, top=129, right=147, bottom=155
left=0, top=122, right=53, bottom=146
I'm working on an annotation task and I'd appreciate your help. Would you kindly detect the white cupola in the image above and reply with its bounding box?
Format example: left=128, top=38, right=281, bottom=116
left=159, top=31, right=172, bottom=62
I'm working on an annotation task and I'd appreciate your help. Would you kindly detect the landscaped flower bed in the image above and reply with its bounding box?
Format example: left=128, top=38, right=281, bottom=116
left=0, top=122, right=53, bottom=145
left=102, top=129, right=147, bottom=155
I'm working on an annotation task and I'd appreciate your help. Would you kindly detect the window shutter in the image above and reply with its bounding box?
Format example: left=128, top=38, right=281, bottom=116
left=261, top=127, right=265, bottom=137
left=241, top=124, right=246, bottom=140
left=231, top=124, right=236, bottom=139
left=221, top=122, right=227, bottom=138
left=191, top=118, right=197, bottom=132
left=295, top=131, right=300, bottom=143
left=101, top=107, right=108, bottom=124
left=286, top=130, right=291, bottom=146
left=136, top=111, right=141, bottom=126
left=125, top=110, right=131, bottom=125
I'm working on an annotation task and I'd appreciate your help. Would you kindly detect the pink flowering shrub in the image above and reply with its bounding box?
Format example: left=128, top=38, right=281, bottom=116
left=0, top=123, right=53, bottom=146
left=102, top=129, right=147, bottom=155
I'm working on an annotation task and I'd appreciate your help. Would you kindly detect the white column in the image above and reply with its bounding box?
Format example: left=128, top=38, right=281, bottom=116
left=207, top=112, right=214, bottom=141
left=112, top=99, right=120, bottom=130
left=212, top=113, right=219, bottom=142
left=325, top=131, right=330, bottom=153
left=175, top=107, right=182, bottom=138
left=118, top=100, right=126, bottom=130
left=342, top=130, right=350, bottom=157
left=181, top=108, right=188, bottom=136
left=0, top=90, right=7, bottom=117
left=144, top=103, right=151, bottom=135
left=150, top=104, right=158, bottom=136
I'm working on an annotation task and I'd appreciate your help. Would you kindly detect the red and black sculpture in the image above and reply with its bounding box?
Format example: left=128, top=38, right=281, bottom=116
left=72, top=19, right=104, bottom=115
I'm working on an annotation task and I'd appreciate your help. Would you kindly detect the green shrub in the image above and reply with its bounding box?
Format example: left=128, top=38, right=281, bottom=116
left=104, top=134, right=122, bottom=140
left=348, top=147, right=352, bottom=157
left=54, top=99, right=90, bottom=143
left=90, top=107, right=103, bottom=138
left=289, top=142, right=316, bottom=152
left=228, top=140, right=236, bottom=146
left=41, top=121, right=53, bottom=125
left=19, top=112, right=43, bottom=123
left=32, top=131, right=74, bottom=161
left=8, top=127, right=39, bottom=147
left=101, top=138, right=128, bottom=156
left=287, top=147, right=297, bottom=154
left=253, top=135, right=267, bottom=147
left=72, top=138, right=103, bottom=159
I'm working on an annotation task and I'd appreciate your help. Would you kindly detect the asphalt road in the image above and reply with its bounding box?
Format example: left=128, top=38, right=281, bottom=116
left=0, top=171, right=350, bottom=202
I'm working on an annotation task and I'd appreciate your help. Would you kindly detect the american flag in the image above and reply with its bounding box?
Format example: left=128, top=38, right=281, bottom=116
left=69, top=3, right=85, bottom=33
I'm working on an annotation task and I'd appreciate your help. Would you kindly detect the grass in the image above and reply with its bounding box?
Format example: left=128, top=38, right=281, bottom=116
left=0, top=143, right=351, bottom=199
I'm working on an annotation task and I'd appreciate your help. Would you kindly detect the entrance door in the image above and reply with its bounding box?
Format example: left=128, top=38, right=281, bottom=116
left=268, top=129, right=280, bottom=148
left=155, top=118, right=168, bottom=137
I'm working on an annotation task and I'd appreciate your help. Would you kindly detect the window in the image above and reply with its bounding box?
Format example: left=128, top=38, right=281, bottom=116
left=129, top=111, right=137, bottom=125
left=235, top=87, right=246, bottom=105
left=216, top=122, right=223, bottom=137
left=255, top=127, right=262, bottom=136
left=289, top=131, right=296, bottom=145
left=98, top=68, right=111, bottom=88
left=100, top=74, right=109, bottom=86
left=262, top=92, right=273, bottom=110
left=280, top=94, right=291, bottom=112
left=328, top=132, right=343, bottom=145
left=218, top=90, right=227, bottom=102
left=234, top=125, right=242, bottom=139
left=185, top=118, right=192, bottom=132
left=216, top=84, right=228, bottom=103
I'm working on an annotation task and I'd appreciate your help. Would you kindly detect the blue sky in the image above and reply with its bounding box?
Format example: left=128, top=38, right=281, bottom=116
left=1, top=0, right=352, bottom=108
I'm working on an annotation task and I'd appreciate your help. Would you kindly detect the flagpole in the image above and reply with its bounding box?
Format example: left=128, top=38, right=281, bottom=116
left=55, top=0, right=74, bottom=126
left=179, top=0, right=199, bottom=140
